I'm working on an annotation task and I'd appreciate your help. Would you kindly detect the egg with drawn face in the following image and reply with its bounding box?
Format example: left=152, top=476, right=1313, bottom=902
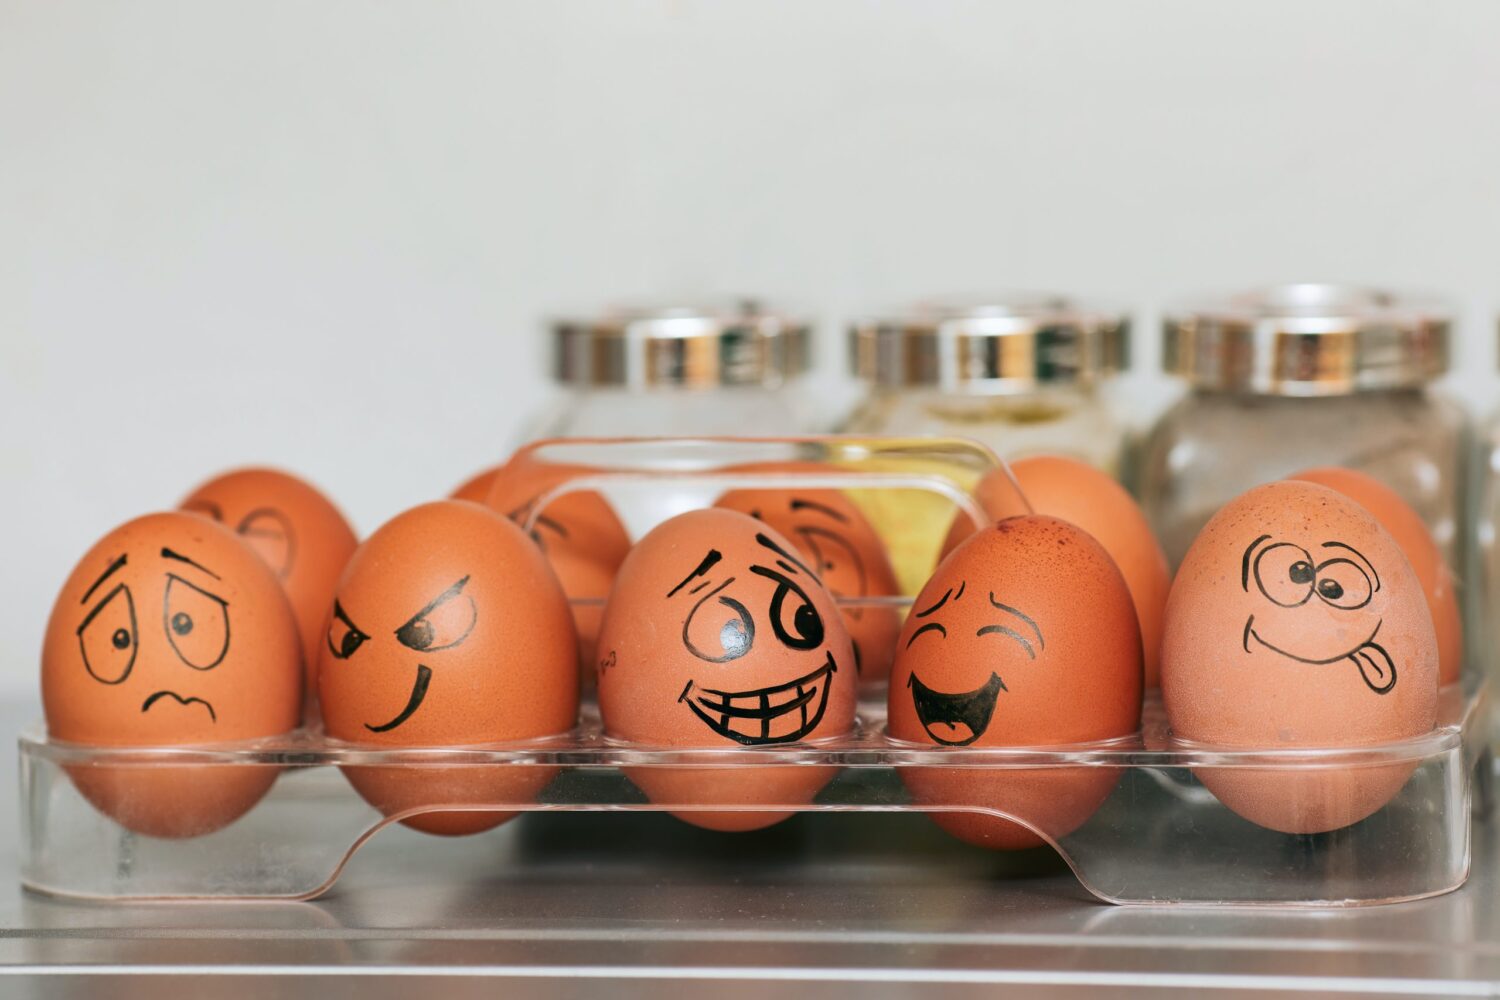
left=715, top=464, right=901, bottom=686
left=41, top=512, right=302, bottom=837
left=889, top=515, right=1142, bottom=850
left=596, top=508, right=858, bottom=831
left=1161, top=480, right=1439, bottom=834
left=318, top=500, right=579, bottom=836
left=181, top=467, right=358, bottom=711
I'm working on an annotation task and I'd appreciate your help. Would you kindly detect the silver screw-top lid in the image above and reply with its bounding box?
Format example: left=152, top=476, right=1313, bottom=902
left=848, top=295, right=1129, bottom=392
left=551, top=300, right=811, bottom=389
left=1164, top=284, right=1451, bottom=395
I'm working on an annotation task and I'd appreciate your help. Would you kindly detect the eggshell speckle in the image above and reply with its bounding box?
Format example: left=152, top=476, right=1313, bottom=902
left=715, top=463, right=901, bottom=686
left=944, top=457, right=1170, bottom=686
left=42, top=512, right=303, bottom=837
left=890, top=515, right=1143, bottom=850
left=596, top=508, right=858, bottom=831
left=181, top=467, right=357, bottom=711
left=479, top=460, right=631, bottom=679
left=318, top=500, right=579, bottom=835
left=1289, top=466, right=1462, bottom=686
left=1161, top=480, right=1439, bottom=834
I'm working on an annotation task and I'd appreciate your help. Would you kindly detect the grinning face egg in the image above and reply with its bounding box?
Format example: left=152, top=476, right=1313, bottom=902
left=318, top=499, right=579, bottom=835
left=1161, top=480, right=1439, bottom=834
left=596, top=508, right=857, bottom=830
left=41, top=512, right=303, bottom=837
left=889, top=515, right=1142, bottom=850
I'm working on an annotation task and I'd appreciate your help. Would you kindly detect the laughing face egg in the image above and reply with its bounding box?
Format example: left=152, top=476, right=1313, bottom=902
left=1160, top=480, right=1439, bottom=834
left=889, top=515, right=1142, bottom=850
left=595, top=508, right=858, bottom=831
left=318, top=500, right=579, bottom=836
left=41, top=512, right=303, bottom=837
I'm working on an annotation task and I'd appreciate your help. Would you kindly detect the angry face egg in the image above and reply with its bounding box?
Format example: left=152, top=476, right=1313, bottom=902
left=889, top=515, right=1142, bottom=850
left=595, top=508, right=858, bottom=831
left=1160, top=480, right=1439, bottom=834
left=41, top=512, right=303, bottom=837
left=318, top=500, right=579, bottom=835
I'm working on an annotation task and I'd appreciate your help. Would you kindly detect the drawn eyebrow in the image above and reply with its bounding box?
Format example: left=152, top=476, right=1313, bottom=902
left=1322, top=541, right=1381, bottom=592
left=81, top=553, right=127, bottom=605
left=977, top=623, right=1036, bottom=659
left=160, top=547, right=220, bottom=580
left=668, top=550, right=723, bottom=598
left=955, top=580, right=966, bottom=602
left=401, top=575, right=471, bottom=626
left=1241, top=534, right=1273, bottom=590
left=988, top=593, right=1044, bottom=650
left=789, top=498, right=849, bottom=523
left=753, top=532, right=813, bottom=577
left=915, top=588, right=953, bottom=618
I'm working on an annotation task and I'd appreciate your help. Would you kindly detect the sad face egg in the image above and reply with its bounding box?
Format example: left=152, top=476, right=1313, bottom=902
left=596, top=508, right=857, bottom=831
left=1161, top=480, right=1439, bottom=834
left=41, top=512, right=303, bottom=837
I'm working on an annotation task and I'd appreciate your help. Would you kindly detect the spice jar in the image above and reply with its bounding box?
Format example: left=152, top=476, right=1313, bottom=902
left=839, top=296, right=1131, bottom=470
left=1138, top=285, right=1468, bottom=572
left=525, top=300, right=819, bottom=440
left=838, top=296, right=1129, bottom=590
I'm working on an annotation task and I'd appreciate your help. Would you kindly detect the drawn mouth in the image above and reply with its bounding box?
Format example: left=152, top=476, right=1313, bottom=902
left=141, top=690, right=216, bottom=723
left=1244, top=616, right=1396, bottom=694
left=679, top=652, right=837, bottom=745
left=366, top=664, right=433, bottom=733
left=908, top=671, right=1005, bottom=746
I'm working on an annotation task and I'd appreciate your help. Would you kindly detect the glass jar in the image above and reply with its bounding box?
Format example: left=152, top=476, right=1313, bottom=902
left=1138, top=285, right=1468, bottom=572
left=836, top=296, right=1129, bottom=588
left=838, top=295, right=1130, bottom=472
left=524, top=300, right=819, bottom=440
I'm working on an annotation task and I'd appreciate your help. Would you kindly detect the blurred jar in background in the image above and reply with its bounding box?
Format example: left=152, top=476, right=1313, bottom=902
left=527, top=300, right=818, bottom=438
left=837, top=296, right=1130, bottom=589
left=839, top=296, right=1131, bottom=470
left=1138, top=285, right=1468, bottom=574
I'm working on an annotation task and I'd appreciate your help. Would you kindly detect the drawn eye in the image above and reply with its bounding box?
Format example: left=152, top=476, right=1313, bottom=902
left=236, top=507, right=295, bottom=579
left=396, top=577, right=476, bottom=652
left=764, top=571, right=825, bottom=651
left=684, top=581, right=755, bottom=663
left=164, top=575, right=230, bottom=670
left=905, top=621, right=946, bottom=648
left=326, top=601, right=369, bottom=660
left=1314, top=558, right=1374, bottom=610
left=78, top=583, right=137, bottom=684
left=1253, top=542, right=1316, bottom=608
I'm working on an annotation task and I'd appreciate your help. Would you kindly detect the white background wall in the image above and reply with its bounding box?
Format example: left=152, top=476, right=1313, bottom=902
left=3, top=1, right=1499, bottom=700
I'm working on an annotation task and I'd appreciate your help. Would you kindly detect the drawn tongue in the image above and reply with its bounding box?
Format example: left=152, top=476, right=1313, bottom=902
left=1350, top=642, right=1397, bottom=694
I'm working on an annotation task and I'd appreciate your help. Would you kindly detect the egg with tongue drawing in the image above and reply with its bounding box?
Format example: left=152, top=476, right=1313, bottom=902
left=595, top=508, right=859, bottom=831
left=888, top=515, right=1143, bottom=850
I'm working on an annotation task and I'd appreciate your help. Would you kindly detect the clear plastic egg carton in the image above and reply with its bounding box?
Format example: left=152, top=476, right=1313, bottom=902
left=16, top=437, right=1491, bottom=906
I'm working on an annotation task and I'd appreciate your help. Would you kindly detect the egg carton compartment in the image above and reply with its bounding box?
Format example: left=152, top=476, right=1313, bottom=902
left=15, top=680, right=1485, bottom=905
left=21, top=438, right=1485, bottom=907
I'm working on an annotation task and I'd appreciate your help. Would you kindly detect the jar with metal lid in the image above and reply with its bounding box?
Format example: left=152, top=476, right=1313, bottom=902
left=524, top=300, right=819, bottom=440
left=838, top=296, right=1131, bottom=471
left=1138, top=285, right=1468, bottom=573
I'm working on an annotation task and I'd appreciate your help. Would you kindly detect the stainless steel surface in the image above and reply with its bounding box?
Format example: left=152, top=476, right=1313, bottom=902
left=1163, top=283, right=1452, bottom=395
left=551, top=300, right=811, bottom=388
left=2, top=699, right=1497, bottom=998
left=848, top=295, right=1129, bottom=391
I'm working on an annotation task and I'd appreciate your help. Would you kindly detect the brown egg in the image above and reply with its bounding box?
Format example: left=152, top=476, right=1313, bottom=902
left=891, top=515, right=1143, bottom=850
left=715, top=464, right=902, bottom=686
left=1289, top=466, right=1462, bottom=686
left=41, top=512, right=302, bottom=837
left=1161, top=480, right=1439, bottom=834
left=943, top=457, right=1170, bottom=687
left=479, top=459, right=630, bottom=678
left=318, top=500, right=579, bottom=835
left=596, top=508, right=858, bottom=831
left=180, top=467, right=358, bottom=704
